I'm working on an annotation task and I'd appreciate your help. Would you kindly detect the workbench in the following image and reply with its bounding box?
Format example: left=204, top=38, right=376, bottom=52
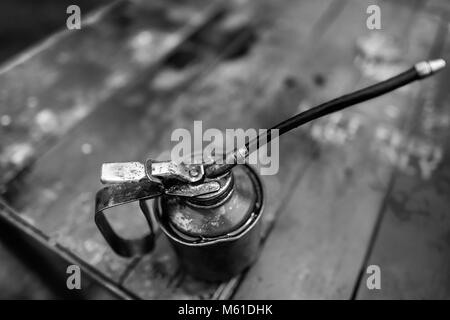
left=1, top=0, right=449, bottom=299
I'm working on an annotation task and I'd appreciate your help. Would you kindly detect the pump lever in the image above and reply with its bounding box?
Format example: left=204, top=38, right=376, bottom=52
left=146, top=159, right=204, bottom=183
left=101, top=160, right=205, bottom=184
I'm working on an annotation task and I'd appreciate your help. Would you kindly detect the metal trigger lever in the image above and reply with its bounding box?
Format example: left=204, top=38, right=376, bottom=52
left=95, top=161, right=221, bottom=257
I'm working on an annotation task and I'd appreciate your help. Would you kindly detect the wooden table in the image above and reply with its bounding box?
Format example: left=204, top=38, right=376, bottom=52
left=1, top=0, right=450, bottom=299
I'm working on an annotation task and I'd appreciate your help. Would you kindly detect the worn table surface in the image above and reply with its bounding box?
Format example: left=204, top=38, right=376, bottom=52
left=0, top=0, right=449, bottom=299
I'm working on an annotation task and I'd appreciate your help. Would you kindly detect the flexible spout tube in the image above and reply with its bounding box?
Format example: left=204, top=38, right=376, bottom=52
left=205, top=59, right=446, bottom=178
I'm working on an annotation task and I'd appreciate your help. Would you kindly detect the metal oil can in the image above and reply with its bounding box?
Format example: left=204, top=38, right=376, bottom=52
left=95, top=58, right=446, bottom=284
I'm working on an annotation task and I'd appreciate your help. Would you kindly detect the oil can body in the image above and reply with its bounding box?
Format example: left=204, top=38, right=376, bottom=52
left=153, top=165, right=264, bottom=281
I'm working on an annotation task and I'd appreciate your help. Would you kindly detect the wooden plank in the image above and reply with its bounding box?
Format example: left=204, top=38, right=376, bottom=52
left=0, top=239, right=57, bottom=299
left=356, top=13, right=450, bottom=300
left=0, top=201, right=137, bottom=299
left=0, top=0, right=225, bottom=281
left=121, top=0, right=337, bottom=299
left=0, top=0, right=109, bottom=63
left=424, top=0, right=450, bottom=15
left=0, top=0, right=221, bottom=189
left=0, top=202, right=130, bottom=299
left=234, top=0, right=439, bottom=299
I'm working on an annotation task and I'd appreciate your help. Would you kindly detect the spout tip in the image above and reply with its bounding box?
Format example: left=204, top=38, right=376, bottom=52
left=429, top=58, right=446, bottom=72
left=415, top=59, right=446, bottom=78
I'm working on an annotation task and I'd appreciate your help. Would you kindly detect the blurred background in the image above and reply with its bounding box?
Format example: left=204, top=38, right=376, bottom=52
left=0, top=0, right=116, bottom=299
left=0, top=1, right=109, bottom=63
left=0, top=0, right=449, bottom=300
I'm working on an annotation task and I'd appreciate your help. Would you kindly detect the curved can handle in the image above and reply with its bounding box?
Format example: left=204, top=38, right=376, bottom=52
left=94, top=180, right=164, bottom=257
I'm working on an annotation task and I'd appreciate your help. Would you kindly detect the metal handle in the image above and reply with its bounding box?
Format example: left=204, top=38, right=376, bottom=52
left=94, top=180, right=163, bottom=257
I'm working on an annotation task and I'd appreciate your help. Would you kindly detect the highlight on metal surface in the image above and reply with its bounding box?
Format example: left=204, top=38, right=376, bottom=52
left=101, top=162, right=146, bottom=184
